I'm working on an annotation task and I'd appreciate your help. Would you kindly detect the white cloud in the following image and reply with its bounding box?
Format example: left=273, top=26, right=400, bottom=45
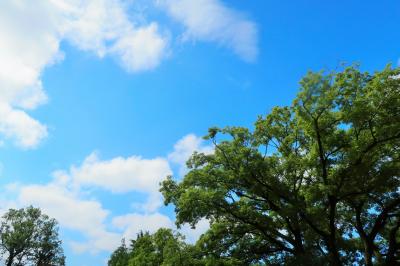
left=17, top=181, right=120, bottom=253
left=0, top=0, right=168, bottom=148
left=0, top=1, right=58, bottom=148
left=0, top=103, right=47, bottom=148
left=111, top=212, right=208, bottom=245
left=112, top=212, right=174, bottom=240
left=0, top=134, right=212, bottom=255
left=168, top=134, right=213, bottom=175
left=70, top=152, right=172, bottom=194
left=110, top=23, right=169, bottom=72
left=63, top=0, right=169, bottom=71
left=0, top=0, right=258, bottom=148
left=0, top=1, right=59, bottom=109
left=0, top=179, right=119, bottom=254
left=180, top=218, right=210, bottom=243
left=58, top=152, right=172, bottom=212
left=158, top=0, right=258, bottom=62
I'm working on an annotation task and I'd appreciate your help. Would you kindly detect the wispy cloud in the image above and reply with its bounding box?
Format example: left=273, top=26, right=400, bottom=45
left=158, top=0, right=258, bottom=62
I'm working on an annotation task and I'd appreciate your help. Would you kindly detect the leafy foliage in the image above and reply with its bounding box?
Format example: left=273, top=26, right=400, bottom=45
left=0, top=206, right=65, bottom=266
left=108, top=228, right=244, bottom=266
left=108, top=229, right=192, bottom=266
left=161, top=65, right=400, bottom=265
left=108, top=239, right=131, bottom=266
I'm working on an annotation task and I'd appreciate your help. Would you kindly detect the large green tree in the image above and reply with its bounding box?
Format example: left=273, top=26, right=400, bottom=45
left=161, top=65, right=400, bottom=265
left=0, top=206, right=65, bottom=266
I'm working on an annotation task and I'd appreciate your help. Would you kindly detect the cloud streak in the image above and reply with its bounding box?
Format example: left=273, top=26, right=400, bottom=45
left=158, top=0, right=258, bottom=62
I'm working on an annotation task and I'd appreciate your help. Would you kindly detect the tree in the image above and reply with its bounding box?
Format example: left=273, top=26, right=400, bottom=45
left=108, top=239, right=130, bottom=266
left=108, top=228, right=240, bottom=266
left=109, top=228, right=196, bottom=266
left=161, top=65, right=400, bottom=265
left=0, top=206, right=65, bottom=266
left=31, top=216, right=65, bottom=266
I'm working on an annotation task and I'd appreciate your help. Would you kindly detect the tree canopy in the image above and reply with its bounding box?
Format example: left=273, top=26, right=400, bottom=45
left=108, top=228, right=200, bottom=266
left=160, top=65, right=400, bottom=265
left=109, top=228, right=247, bottom=266
left=0, top=206, right=65, bottom=266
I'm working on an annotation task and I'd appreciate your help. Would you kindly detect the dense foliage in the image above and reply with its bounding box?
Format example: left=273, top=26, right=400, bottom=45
left=108, top=228, right=246, bottom=266
left=109, top=229, right=193, bottom=266
left=0, top=206, right=65, bottom=266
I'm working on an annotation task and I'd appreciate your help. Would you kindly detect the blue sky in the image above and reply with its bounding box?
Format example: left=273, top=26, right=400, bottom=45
left=0, top=0, right=399, bottom=265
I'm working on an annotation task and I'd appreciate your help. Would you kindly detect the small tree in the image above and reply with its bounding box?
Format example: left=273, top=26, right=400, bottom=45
left=108, top=239, right=130, bottom=266
left=0, top=206, right=65, bottom=266
left=127, top=229, right=192, bottom=266
left=109, top=228, right=218, bottom=266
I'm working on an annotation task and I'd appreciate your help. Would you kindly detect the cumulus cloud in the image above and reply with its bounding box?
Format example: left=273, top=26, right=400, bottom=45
left=0, top=1, right=58, bottom=148
left=0, top=103, right=48, bottom=148
left=0, top=176, right=123, bottom=254
left=168, top=134, right=213, bottom=175
left=69, top=152, right=171, bottom=193
left=110, top=23, right=169, bottom=72
left=0, top=149, right=173, bottom=253
left=0, top=178, right=121, bottom=253
left=158, top=0, right=258, bottom=62
left=0, top=134, right=212, bottom=255
left=0, top=0, right=168, bottom=148
left=5, top=180, right=120, bottom=253
left=57, top=152, right=172, bottom=212
left=63, top=0, right=169, bottom=71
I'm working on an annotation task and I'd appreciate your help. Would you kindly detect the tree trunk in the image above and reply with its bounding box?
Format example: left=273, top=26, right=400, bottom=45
left=327, top=239, right=342, bottom=266
left=6, top=254, right=14, bottom=266
left=363, top=243, right=373, bottom=266
left=385, top=218, right=400, bottom=265
left=327, top=197, right=341, bottom=266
